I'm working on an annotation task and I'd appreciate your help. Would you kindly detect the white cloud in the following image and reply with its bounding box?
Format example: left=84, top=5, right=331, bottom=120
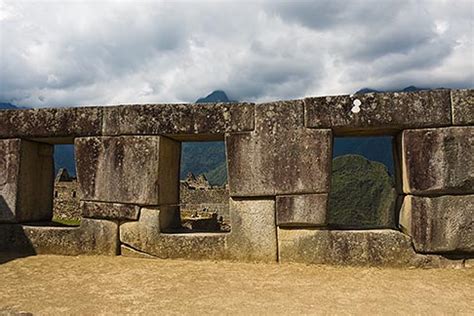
left=0, top=0, right=472, bottom=107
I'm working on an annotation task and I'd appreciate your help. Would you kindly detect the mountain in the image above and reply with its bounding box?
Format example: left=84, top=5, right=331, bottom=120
left=196, top=90, right=235, bottom=103
left=333, top=136, right=394, bottom=174
left=180, top=141, right=226, bottom=184
left=54, top=145, right=76, bottom=176
left=328, top=154, right=396, bottom=228
left=355, top=85, right=426, bottom=94
left=205, top=161, right=227, bottom=186
left=0, top=102, right=19, bottom=109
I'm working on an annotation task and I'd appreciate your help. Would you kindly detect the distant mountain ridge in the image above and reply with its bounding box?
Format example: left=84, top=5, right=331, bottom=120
left=0, top=102, right=22, bottom=109
left=355, top=85, right=429, bottom=94
left=195, top=90, right=237, bottom=103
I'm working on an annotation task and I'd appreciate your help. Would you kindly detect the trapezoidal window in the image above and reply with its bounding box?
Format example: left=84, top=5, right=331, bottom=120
left=4, top=139, right=81, bottom=227
left=52, top=144, right=81, bottom=226
left=328, top=136, right=399, bottom=229
left=164, top=140, right=230, bottom=233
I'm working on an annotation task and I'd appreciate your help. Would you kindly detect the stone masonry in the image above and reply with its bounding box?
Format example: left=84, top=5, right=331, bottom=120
left=0, top=89, right=473, bottom=267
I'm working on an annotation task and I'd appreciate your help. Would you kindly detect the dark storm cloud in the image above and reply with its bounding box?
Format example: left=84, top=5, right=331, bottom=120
left=0, top=0, right=472, bottom=107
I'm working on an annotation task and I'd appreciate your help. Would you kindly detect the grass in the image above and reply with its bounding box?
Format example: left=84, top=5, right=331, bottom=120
left=52, top=216, right=81, bottom=227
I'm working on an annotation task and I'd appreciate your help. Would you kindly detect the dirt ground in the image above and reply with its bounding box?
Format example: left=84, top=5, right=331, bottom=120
left=0, top=254, right=473, bottom=315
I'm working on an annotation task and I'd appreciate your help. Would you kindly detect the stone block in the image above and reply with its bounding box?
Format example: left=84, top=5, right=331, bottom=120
left=278, top=228, right=419, bottom=267
left=401, top=127, right=473, bottom=194
left=226, top=101, right=332, bottom=196
left=451, top=89, right=474, bottom=125
left=81, top=201, right=140, bottom=220
left=0, top=218, right=118, bottom=255
left=120, top=244, right=157, bottom=259
left=276, top=194, right=327, bottom=226
left=305, top=89, right=451, bottom=134
left=227, top=198, right=277, bottom=262
left=0, top=107, right=103, bottom=140
left=75, top=136, right=180, bottom=205
left=102, top=102, right=255, bottom=136
left=399, top=195, right=474, bottom=253
left=0, top=139, right=53, bottom=223
left=120, top=208, right=227, bottom=260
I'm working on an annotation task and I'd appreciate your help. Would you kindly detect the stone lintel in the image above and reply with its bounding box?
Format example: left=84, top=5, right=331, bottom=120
left=304, top=89, right=451, bottom=133
left=0, top=106, right=103, bottom=139
left=103, top=102, right=255, bottom=136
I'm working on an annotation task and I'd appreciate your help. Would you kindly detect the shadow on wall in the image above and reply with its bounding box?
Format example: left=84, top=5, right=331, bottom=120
left=0, top=195, right=37, bottom=264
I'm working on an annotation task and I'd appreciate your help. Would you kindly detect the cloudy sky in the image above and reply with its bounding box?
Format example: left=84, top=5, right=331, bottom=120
left=0, top=0, right=473, bottom=107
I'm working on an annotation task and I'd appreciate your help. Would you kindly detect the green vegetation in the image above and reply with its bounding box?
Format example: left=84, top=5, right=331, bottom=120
left=52, top=216, right=81, bottom=227
left=205, top=161, right=227, bottom=186
left=328, top=154, right=396, bottom=228
left=180, top=141, right=227, bottom=186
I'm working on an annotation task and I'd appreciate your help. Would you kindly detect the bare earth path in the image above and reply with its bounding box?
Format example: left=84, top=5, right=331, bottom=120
left=0, top=254, right=473, bottom=315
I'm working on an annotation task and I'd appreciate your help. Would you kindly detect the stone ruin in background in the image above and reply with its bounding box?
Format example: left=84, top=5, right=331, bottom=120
left=52, top=169, right=230, bottom=232
left=0, top=89, right=472, bottom=267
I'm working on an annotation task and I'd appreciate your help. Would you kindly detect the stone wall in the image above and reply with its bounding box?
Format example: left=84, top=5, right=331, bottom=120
left=53, top=169, right=81, bottom=221
left=179, top=173, right=229, bottom=221
left=0, top=89, right=472, bottom=267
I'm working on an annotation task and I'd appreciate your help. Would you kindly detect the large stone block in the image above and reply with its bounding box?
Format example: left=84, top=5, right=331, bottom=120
left=0, top=107, right=103, bottom=140
left=226, top=101, right=332, bottom=196
left=305, top=90, right=451, bottom=134
left=103, top=102, right=254, bottom=137
left=276, top=194, right=327, bottom=226
left=75, top=136, right=180, bottom=205
left=227, top=198, right=277, bottom=262
left=399, top=195, right=474, bottom=253
left=0, top=139, right=53, bottom=223
left=278, top=228, right=419, bottom=267
left=120, top=208, right=227, bottom=260
left=0, top=218, right=118, bottom=255
left=451, top=89, right=474, bottom=125
left=401, top=127, right=473, bottom=194
left=81, top=201, right=140, bottom=220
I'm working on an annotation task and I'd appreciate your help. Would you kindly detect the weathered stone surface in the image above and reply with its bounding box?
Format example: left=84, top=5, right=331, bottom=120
left=120, top=208, right=227, bottom=260
left=278, top=228, right=419, bottom=267
left=0, top=139, right=53, bottom=223
left=81, top=201, right=140, bottom=220
left=400, top=195, right=474, bottom=253
left=305, top=90, right=451, bottom=134
left=103, top=102, right=254, bottom=137
left=75, top=136, right=180, bottom=205
left=227, top=198, right=277, bottom=262
left=0, top=139, right=20, bottom=223
left=412, top=255, right=466, bottom=269
left=227, top=101, right=332, bottom=196
left=451, top=89, right=474, bottom=125
left=120, top=244, right=157, bottom=259
left=0, top=107, right=103, bottom=140
left=401, top=127, right=473, bottom=194
left=276, top=194, right=327, bottom=227
left=0, top=218, right=118, bottom=255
